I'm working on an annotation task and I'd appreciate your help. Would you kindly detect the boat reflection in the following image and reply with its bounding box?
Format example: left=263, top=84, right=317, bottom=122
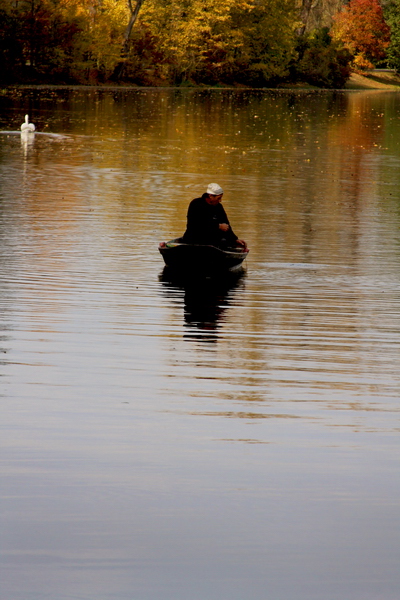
left=159, top=268, right=246, bottom=343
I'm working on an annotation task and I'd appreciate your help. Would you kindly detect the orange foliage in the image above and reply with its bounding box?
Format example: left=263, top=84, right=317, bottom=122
left=332, top=0, right=390, bottom=63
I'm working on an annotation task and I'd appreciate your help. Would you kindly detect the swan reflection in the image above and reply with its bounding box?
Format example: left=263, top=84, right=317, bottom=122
left=20, top=128, right=35, bottom=154
left=159, top=268, right=246, bottom=343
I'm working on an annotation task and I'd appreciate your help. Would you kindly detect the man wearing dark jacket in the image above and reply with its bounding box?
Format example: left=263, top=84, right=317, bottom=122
left=182, top=183, right=246, bottom=248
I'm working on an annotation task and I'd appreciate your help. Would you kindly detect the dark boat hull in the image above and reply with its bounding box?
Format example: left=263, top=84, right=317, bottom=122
left=159, top=239, right=248, bottom=274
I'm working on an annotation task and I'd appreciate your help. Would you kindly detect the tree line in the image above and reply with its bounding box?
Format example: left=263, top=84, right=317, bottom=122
left=1, top=0, right=399, bottom=87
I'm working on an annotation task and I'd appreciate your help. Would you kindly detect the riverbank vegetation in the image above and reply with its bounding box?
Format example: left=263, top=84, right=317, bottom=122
left=0, top=0, right=398, bottom=88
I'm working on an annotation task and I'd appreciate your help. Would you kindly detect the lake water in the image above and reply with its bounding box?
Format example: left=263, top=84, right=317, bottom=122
left=0, top=87, right=399, bottom=600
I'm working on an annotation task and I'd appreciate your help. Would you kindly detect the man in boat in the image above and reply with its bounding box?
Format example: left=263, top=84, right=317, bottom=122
left=181, top=183, right=247, bottom=249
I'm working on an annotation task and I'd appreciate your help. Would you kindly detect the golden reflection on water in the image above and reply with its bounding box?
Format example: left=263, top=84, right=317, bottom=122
left=1, top=88, right=400, bottom=600
left=0, top=88, right=399, bottom=417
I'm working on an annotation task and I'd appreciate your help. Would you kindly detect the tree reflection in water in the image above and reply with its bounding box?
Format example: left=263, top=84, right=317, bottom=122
left=159, top=268, right=246, bottom=343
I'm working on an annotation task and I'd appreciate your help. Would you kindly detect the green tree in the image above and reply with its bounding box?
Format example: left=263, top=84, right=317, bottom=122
left=383, top=0, right=400, bottom=71
left=293, top=27, right=353, bottom=88
left=230, top=0, right=299, bottom=85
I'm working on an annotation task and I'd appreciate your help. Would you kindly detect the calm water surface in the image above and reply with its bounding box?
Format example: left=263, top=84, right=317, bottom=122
left=0, top=88, right=400, bottom=600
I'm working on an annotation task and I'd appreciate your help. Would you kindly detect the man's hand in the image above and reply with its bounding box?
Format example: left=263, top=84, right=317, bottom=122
left=219, top=223, right=230, bottom=232
left=236, top=239, right=247, bottom=249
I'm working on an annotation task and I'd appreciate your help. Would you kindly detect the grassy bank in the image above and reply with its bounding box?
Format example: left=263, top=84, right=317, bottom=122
left=346, top=70, right=400, bottom=89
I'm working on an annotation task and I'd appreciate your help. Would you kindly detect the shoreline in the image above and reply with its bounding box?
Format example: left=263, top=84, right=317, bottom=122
left=2, top=70, right=400, bottom=92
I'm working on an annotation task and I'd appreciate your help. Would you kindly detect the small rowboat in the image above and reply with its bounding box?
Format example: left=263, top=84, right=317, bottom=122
left=158, top=238, right=249, bottom=274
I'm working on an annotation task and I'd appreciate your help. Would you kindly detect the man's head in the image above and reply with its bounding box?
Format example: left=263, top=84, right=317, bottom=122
left=206, top=183, right=224, bottom=205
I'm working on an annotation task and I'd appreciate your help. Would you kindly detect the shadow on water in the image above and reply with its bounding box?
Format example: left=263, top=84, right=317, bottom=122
left=159, top=268, right=246, bottom=343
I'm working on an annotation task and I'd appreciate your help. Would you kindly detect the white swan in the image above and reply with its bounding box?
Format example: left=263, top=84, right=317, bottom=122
left=21, top=114, right=35, bottom=132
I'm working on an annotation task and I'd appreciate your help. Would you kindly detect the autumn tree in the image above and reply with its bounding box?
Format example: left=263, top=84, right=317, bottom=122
left=0, top=0, right=133, bottom=83
left=56, top=0, right=128, bottom=81
left=0, top=0, right=359, bottom=86
left=331, top=0, right=390, bottom=68
left=0, top=6, right=24, bottom=82
left=128, top=0, right=298, bottom=85
left=0, top=0, right=84, bottom=82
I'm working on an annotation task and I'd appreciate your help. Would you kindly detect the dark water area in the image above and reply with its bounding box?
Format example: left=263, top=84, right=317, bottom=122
left=0, top=87, right=400, bottom=600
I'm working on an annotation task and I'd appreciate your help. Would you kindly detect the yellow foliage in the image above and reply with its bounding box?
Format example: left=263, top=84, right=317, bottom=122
left=137, top=0, right=298, bottom=82
left=56, top=0, right=128, bottom=75
left=3, top=0, right=299, bottom=84
left=352, top=53, right=374, bottom=70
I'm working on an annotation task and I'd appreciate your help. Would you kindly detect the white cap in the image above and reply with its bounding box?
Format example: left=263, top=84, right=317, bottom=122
left=206, top=183, right=224, bottom=195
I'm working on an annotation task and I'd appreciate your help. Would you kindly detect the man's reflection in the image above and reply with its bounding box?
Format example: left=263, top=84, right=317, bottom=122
left=159, top=268, right=246, bottom=343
